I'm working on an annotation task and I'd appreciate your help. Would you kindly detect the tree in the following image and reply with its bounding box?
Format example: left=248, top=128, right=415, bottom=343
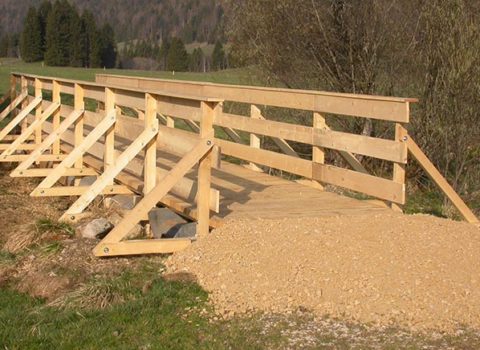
left=166, top=37, right=189, bottom=72
left=20, top=7, right=43, bottom=62
left=44, top=0, right=75, bottom=66
left=100, top=24, right=117, bottom=68
left=81, top=10, right=98, bottom=68
left=38, top=0, right=52, bottom=56
left=211, top=40, right=226, bottom=70
left=69, top=9, right=84, bottom=67
left=189, top=47, right=205, bottom=72
left=158, top=38, right=170, bottom=70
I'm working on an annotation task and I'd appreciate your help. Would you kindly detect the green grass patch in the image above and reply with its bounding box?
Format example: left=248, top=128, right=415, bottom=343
left=35, top=218, right=75, bottom=237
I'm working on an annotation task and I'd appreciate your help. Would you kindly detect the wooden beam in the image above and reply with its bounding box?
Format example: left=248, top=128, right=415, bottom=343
left=0, top=144, right=37, bottom=151
left=12, top=167, right=97, bottom=178
left=1, top=154, right=66, bottom=162
left=52, top=80, right=61, bottom=155
left=104, top=87, right=116, bottom=185
left=312, top=112, right=326, bottom=189
left=248, top=105, right=263, bottom=172
left=12, top=110, right=84, bottom=175
left=92, top=138, right=213, bottom=255
left=391, top=124, right=408, bottom=212
left=94, top=238, right=191, bottom=257
left=407, top=137, right=478, bottom=223
left=34, top=78, right=43, bottom=145
left=144, top=94, right=157, bottom=194
left=33, top=185, right=132, bottom=197
left=197, top=102, right=216, bottom=237
left=74, top=83, right=85, bottom=169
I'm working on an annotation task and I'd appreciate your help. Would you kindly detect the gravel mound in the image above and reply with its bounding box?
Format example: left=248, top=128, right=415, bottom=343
left=166, top=212, right=480, bottom=331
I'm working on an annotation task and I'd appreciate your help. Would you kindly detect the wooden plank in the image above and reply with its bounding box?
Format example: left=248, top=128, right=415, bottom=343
left=144, top=94, right=157, bottom=194
left=197, top=101, right=216, bottom=237
left=1, top=102, right=60, bottom=157
left=61, top=121, right=159, bottom=219
left=94, top=238, right=191, bottom=257
left=0, top=154, right=66, bottom=162
left=0, top=91, right=27, bottom=122
left=74, top=83, right=85, bottom=169
left=20, top=76, right=28, bottom=133
left=33, top=185, right=132, bottom=197
left=33, top=110, right=116, bottom=191
left=407, top=137, right=478, bottom=223
left=0, top=144, right=37, bottom=151
left=312, top=163, right=405, bottom=204
left=12, top=167, right=97, bottom=178
left=92, top=139, right=213, bottom=252
left=312, top=112, right=326, bottom=189
left=12, top=110, right=84, bottom=175
left=0, top=97, right=41, bottom=141
left=34, top=78, right=43, bottom=145
left=104, top=88, right=116, bottom=185
left=52, top=80, right=61, bottom=155
left=216, top=139, right=312, bottom=178
left=96, top=74, right=414, bottom=122
left=248, top=105, right=263, bottom=172
left=392, top=124, right=408, bottom=212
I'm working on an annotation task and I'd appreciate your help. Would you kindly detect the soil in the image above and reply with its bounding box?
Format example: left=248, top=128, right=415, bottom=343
left=166, top=213, right=480, bottom=332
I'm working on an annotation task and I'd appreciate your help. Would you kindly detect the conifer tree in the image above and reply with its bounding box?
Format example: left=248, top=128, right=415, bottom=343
left=69, top=9, right=84, bottom=67
left=189, top=47, right=204, bottom=72
left=100, top=24, right=116, bottom=68
left=212, top=40, right=226, bottom=71
left=20, top=7, right=43, bottom=62
left=166, top=37, right=189, bottom=72
left=44, top=0, right=75, bottom=66
left=158, top=38, right=170, bottom=70
left=38, top=0, right=52, bottom=56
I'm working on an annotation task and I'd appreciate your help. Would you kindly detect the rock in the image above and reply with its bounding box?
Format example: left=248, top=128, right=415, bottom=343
left=105, top=195, right=141, bottom=210
left=172, top=222, right=197, bottom=239
left=107, top=212, right=143, bottom=239
left=81, top=218, right=113, bottom=239
left=148, top=208, right=187, bottom=238
left=79, top=176, right=97, bottom=187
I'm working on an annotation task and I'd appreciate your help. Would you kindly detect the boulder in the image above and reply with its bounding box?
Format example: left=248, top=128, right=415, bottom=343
left=80, top=218, right=113, bottom=239
left=148, top=208, right=187, bottom=239
left=79, top=176, right=97, bottom=187
left=104, top=195, right=141, bottom=210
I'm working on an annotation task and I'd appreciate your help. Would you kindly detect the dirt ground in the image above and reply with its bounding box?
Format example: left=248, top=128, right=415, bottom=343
left=166, top=213, right=480, bottom=332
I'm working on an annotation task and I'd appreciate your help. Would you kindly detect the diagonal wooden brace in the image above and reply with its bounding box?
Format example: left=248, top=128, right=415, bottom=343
left=11, top=109, right=85, bottom=177
left=0, top=91, right=28, bottom=122
left=31, top=110, right=116, bottom=194
left=92, top=137, right=213, bottom=257
left=60, top=120, right=159, bottom=220
left=0, top=97, right=42, bottom=141
left=1, top=102, right=60, bottom=159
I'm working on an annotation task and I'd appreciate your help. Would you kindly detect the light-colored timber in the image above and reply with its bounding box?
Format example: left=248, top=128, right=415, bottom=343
left=0, top=72, right=476, bottom=257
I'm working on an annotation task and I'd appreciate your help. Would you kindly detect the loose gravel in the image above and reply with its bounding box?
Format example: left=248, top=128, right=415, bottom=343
left=166, top=212, right=480, bottom=331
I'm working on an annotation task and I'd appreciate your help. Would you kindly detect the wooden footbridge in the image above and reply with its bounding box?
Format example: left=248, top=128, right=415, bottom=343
left=0, top=73, right=477, bottom=257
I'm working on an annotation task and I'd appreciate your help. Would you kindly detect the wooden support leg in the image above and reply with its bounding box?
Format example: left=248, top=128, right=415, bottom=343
left=248, top=105, right=263, bottom=172
left=391, top=123, right=408, bottom=212
left=93, top=138, right=213, bottom=257
left=0, top=92, right=28, bottom=123
left=0, top=97, right=42, bottom=141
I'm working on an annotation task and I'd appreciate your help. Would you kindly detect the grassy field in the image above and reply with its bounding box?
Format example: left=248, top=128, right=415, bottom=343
left=0, top=59, right=257, bottom=95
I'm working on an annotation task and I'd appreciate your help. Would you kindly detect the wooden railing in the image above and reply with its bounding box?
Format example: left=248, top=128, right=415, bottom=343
left=96, top=74, right=413, bottom=206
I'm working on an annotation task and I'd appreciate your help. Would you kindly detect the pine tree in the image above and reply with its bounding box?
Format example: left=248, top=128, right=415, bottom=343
left=38, top=0, right=52, bottom=56
left=20, top=7, right=43, bottom=62
left=166, top=37, right=189, bottom=72
left=100, top=24, right=116, bottom=68
left=212, top=40, right=226, bottom=71
left=44, top=0, right=75, bottom=66
left=69, top=9, right=84, bottom=67
left=158, top=38, right=170, bottom=70
left=189, top=48, right=204, bottom=72
left=0, top=36, right=8, bottom=57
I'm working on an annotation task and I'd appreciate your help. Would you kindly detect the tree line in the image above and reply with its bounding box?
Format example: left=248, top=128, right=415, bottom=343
left=119, top=38, right=228, bottom=72
left=20, top=0, right=116, bottom=68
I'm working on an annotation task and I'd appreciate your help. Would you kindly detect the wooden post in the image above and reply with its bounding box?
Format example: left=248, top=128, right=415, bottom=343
left=20, top=76, right=28, bottom=133
left=144, top=93, right=157, bottom=194
left=10, top=75, right=17, bottom=117
left=166, top=116, right=175, bottom=128
left=392, top=123, right=408, bottom=212
left=249, top=105, right=263, bottom=172
left=52, top=80, right=61, bottom=155
left=312, top=112, right=326, bottom=190
left=197, top=101, right=217, bottom=236
left=34, top=79, right=43, bottom=145
left=104, top=87, right=116, bottom=184
left=74, top=84, right=85, bottom=170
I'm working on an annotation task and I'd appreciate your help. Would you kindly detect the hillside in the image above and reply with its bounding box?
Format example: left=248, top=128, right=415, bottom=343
left=0, top=0, right=224, bottom=43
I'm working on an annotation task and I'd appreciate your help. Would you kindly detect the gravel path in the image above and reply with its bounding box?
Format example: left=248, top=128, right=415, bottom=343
left=166, top=212, right=480, bottom=331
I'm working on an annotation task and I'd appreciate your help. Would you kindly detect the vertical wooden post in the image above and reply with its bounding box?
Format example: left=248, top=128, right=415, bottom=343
left=166, top=116, right=174, bottom=128
left=74, top=83, right=85, bottom=169
left=104, top=88, right=116, bottom=184
left=249, top=105, right=262, bottom=172
left=144, top=93, right=157, bottom=194
left=392, top=123, right=408, bottom=212
left=10, top=75, right=17, bottom=117
left=52, top=80, right=61, bottom=155
left=197, top=101, right=217, bottom=237
left=34, top=78, right=43, bottom=145
left=20, top=76, right=28, bottom=132
left=312, top=112, right=326, bottom=190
